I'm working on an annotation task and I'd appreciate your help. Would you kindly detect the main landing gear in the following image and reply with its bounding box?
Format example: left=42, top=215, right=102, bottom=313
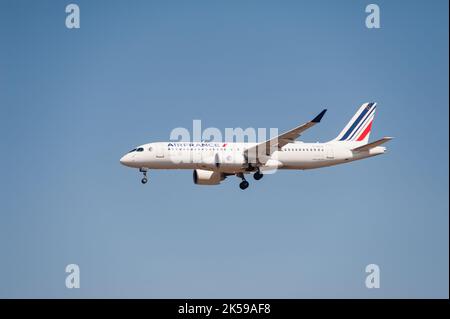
left=237, top=170, right=264, bottom=190
left=239, top=180, right=249, bottom=190
left=236, top=173, right=249, bottom=190
left=140, top=168, right=149, bottom=184
left=237, top=173, right=249, bottom=190
left=253, top=170, right=263, bottom=181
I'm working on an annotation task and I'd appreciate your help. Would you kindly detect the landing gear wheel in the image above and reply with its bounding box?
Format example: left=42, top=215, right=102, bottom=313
left=239, top=180, right=249, bottom=190
left=139, top=168, right=149, bottom=184
left=253, top=171, right=263, bottom=180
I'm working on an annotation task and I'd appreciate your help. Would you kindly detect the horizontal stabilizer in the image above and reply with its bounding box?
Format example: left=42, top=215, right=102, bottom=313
left=352, top=137, right=393, bottom=152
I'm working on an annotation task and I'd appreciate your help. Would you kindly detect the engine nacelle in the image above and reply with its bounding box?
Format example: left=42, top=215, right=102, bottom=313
left=193, top=169, right=225, bottom=185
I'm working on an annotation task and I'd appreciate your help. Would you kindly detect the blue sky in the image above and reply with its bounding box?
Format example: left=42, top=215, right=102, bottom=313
left=0, top=0, right=448, bottom=298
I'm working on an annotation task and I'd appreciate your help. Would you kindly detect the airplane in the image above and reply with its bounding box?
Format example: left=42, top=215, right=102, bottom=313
left=119, top=102, right=392, bottom=190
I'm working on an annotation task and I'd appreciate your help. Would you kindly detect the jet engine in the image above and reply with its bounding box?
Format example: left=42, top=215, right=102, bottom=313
left=193, top=169, right=226, bottom=185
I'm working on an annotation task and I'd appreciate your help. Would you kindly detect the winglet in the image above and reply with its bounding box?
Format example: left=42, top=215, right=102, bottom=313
left=311, top=109, right=327, bottom=123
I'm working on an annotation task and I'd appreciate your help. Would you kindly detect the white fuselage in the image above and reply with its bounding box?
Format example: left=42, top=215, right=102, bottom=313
left=119, top=141, right=387, bottom=173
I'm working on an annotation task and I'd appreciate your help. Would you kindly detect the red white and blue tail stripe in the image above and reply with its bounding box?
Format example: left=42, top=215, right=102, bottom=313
left=334, top=102, right=376, bottom=143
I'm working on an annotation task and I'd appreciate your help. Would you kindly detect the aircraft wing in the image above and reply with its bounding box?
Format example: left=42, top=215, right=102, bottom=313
left=244, top=109, right=327, bottom=162
left=352, top=137, right=393, bottom=152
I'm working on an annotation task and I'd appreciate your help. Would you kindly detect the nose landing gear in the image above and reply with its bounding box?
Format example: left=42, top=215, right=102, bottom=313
left=140, top=168, right=149, bottom=184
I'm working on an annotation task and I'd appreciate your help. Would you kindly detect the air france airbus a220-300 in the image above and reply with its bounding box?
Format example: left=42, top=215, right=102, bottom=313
left=120, top=102, right=392, bottom=190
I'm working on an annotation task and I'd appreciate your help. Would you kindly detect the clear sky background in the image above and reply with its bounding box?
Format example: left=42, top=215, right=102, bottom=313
left=0, top=0, right=448, bottom=298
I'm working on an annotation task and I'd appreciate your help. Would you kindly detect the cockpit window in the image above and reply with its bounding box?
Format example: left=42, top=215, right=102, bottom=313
left=136, top=147, right=144, bottom=152
left=128, top=148, right=137, bottom=153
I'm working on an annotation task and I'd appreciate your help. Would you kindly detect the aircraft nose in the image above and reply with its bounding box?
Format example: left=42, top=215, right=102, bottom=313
left=120, top=154, right=131, bottom=166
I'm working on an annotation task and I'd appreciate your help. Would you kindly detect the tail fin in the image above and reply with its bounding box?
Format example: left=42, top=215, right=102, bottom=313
left=334, top=102, right=377, bottom=143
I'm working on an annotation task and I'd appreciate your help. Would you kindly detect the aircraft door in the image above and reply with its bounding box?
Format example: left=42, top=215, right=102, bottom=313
left=156, top=144, right=165, bottom=158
